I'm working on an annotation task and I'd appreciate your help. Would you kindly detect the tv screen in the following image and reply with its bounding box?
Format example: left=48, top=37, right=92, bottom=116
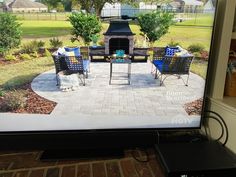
left=0, top=1, right=217, bottom=132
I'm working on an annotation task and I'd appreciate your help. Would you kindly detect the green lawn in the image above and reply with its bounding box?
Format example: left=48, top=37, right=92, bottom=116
left=190, top=59, right=208, bottom=79
left=176, top=14, right=215, bottom=27
left=20, top=20, right=72, bottom=38
left=20, top=20, right=213, bottom=50
left=155, top=26, right=213, bottom=50
left=0, top=57, right=54, bottom=90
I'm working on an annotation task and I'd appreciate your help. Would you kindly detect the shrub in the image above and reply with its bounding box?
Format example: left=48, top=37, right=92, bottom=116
left=0, top=13, right=22, bottom=55
left=98, top=40, right=105, bottom=46
left=31, top=51, right=39, bottom=58
left=45, top=49, right=51, bottom=57
left=137, top=10, right=174, bottom=45
left=37, top=40, right=45, bottom=48
left=20, top=53, right=31, bottom=60
left=192, top=52, right=201, bottom=58
left=168, top=39, right=181, bottom=47
left=49, top=37, right=63, bottom=48
left=69, top=12, right=102, bottom=45
left=21, top=41, right=38, bottom=54
left=200, top=51, right=209, bottom=60
left=1, top=90, right=27, bottom=111
left=188, top=43, right=205, bottom=53
left=0, top=89, right=5, bottom=97
left=5, top=54, right=16, bottom=61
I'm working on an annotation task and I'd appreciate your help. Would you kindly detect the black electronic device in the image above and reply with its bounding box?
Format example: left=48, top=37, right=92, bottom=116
left=155, top=141, right=236, bottom=177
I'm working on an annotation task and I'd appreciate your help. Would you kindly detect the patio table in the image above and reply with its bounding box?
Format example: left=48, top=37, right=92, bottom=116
left=109, top=56, right=131, bottom=85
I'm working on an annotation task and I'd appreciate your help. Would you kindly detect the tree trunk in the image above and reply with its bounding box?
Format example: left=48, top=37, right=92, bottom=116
left=96, top=7, right=103, bottom=17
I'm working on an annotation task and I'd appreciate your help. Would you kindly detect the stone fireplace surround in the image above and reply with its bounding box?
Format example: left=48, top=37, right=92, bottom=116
left=103, top=20, right=135, bottom=55
left=104, top=35, right=134, bottom=55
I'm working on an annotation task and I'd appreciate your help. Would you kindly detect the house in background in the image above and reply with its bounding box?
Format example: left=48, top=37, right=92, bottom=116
left=100, top=0, right=204, bottom=17
left=0, top=0, right=47, bottom=13
left=101, top=2, right=158, bottom=17
left=203, top=0, right=216, bottom=13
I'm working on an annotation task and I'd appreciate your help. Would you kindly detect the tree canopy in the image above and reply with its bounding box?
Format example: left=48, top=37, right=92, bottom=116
left=76, top=0, right=136, bottom=16
left=137, top=10, right=174, bottom=45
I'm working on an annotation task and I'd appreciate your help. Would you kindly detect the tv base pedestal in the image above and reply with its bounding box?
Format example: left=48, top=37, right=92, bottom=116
left=155, top=141, right=236, bottom=177
left=40, top=148, right=124, bottom=161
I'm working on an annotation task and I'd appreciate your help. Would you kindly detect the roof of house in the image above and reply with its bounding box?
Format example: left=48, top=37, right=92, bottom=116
left=169, top=1, right=181, bottom=8
left=8, top=0, right=47, bottom=8
left=182, top=0, right=203, bottom=6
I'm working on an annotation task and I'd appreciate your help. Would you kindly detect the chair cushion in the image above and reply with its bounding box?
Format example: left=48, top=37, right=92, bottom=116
left=64, top=47, right=80, bottom=56
left=83, top=60, right=89, bottom=71
left=153, top=60, right=169, bottom=72
left=175, top=50, right=192, bottom=57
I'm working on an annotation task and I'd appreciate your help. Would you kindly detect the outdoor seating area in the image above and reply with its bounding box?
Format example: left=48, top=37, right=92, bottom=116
left=51, top=45, right=194, bottom=91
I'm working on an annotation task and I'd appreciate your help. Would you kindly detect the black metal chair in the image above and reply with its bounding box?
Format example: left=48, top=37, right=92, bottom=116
left=152, top=47, right=194, bottom=86
left=64, top=55, right=86, bottom=86
left=52, top=54, right=69, bottom=85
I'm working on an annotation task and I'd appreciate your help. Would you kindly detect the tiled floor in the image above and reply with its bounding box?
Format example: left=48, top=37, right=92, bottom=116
left=0, top=148, right=165, bottom=177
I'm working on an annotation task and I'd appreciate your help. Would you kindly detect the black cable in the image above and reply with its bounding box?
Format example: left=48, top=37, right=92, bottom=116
left=131, top=148, right=149, bottom=163
left=205, top=110, right=229, bottom=146
left=206, top=115, right=224, bottom=141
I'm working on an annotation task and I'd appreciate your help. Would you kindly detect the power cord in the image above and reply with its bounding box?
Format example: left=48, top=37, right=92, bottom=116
left=132, top=148, right=150, bottom=177
left=204, top=110, right=229, bottom=146
left=131, top=148, right=149, bottom=163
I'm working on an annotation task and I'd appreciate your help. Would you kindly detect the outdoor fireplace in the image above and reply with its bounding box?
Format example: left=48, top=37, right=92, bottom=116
left=104, top=20, right=135, bottom=55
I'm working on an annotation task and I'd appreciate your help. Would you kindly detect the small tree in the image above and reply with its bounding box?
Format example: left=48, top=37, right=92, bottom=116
left=0, top=13, right=22, bottom=55
left=137, top=10, right=174, bottom=46
left=69, top=12, right=102, bottom=45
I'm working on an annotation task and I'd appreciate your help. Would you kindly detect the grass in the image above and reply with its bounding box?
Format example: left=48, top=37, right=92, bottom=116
left=20, top=20, right=213, bottom=51
left=20, top=20, right=72, bottom=38
left=155, top=26, right=213, bottom=50
left=176, top=14, right=215, bottom=27
left=190, top=59, right=208, bottom=79
left=0, top=57, right=54, bottom=90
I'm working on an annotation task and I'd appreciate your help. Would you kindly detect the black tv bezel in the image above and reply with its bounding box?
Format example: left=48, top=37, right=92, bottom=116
left=0, top=2, right=219, bottom=150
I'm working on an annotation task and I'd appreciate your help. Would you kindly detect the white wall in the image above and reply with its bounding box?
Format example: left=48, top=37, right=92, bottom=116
left=207, top=0, right=236, bottom=153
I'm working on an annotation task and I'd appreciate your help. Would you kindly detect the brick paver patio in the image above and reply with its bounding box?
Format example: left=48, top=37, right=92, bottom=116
left=28, top=61, right=205, bottom=129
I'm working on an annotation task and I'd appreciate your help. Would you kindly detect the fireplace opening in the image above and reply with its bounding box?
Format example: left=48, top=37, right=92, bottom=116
left=109, top=38, right=129, bottom=55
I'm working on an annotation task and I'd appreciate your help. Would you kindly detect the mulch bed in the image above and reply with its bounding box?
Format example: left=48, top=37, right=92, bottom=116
left=0, top=84, right=57, bottom=114
left=184, top=98, right=203, bottom=116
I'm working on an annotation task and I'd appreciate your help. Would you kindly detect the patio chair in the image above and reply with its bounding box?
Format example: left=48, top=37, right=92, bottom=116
left=152, top=47, right=194, bottom=86
left=52, top=54, right=69, bottom=85
left=64, top=55, right=86, bottom=86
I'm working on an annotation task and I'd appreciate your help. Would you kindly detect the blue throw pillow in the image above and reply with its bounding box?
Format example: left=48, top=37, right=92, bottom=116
left=165, top=47, right=180, bottom=56
left=64, top=47, right=80, bottom=56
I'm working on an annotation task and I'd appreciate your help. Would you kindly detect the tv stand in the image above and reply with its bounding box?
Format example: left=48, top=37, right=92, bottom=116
left=40, top=148, right=124, bottom=161
left=155, top=141, right=236, bottom=177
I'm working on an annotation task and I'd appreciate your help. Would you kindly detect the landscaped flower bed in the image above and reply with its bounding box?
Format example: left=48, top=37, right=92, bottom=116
left=0, top=84, right=56, bottom=114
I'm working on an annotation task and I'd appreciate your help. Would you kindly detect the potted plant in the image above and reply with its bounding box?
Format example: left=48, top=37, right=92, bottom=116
left=90, top=34, right=100, bottom=47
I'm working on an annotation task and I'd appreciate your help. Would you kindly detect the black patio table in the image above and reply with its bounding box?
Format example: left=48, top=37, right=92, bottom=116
left=109, top=55, right=131, bottom=85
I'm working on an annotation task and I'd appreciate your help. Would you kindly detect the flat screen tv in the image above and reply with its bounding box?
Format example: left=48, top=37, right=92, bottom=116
left=0, top=1, right=218, bottom=150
